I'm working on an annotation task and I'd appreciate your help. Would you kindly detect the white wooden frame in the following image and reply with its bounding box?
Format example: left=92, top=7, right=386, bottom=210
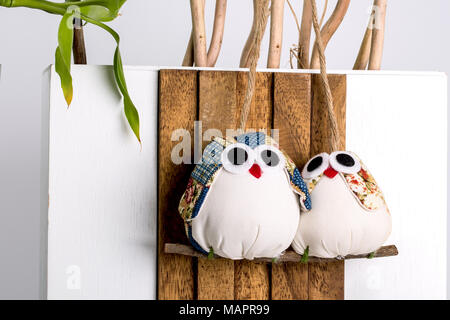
left=41, top=66, right=447, bottom=299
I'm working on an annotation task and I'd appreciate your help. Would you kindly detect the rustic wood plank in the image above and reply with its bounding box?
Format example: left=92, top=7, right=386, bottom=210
left=233, top=72, right=273, bottom=300
left=234, top=261, right=270, bottom=300
left=309, top=73, right=347, bottom=300
left=197, top=259, right=235, bottom=300
left=165, top=244, right=399, bottom=262
left=308, top=261, right=345, bottom=300
left=272, top=73, right=312, bottom=300
left=158, top=70, right=198, bottom=300
left=271, top=263, right=308, bottom=299
left=197, top=71, right=238, bottom=300
left=310, top=74, right=347, bottom=155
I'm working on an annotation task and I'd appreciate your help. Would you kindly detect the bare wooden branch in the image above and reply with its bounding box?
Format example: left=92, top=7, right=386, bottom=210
left=353, top=20, right=372, bottom=70
left=73, top=18, right=87, bottom=65
left=240, top=0, right=269, bottom=68
left=267, top=0, right=285, bottom=68
left=368, top=0, right=387, bottom=70
left=182, top=31, right=194, bottom=66
left=165, top=243, right=399, bottom=263
left=319, top=0, right=329, bottom=27
left=240, top=0, right=258, bottom=68
left=310, top=0, right=350, bottom=69
left=190, top=0, right=208, bottom=67
left=207, top=0, right=227, bottom=67
left=298, top=0, right=313, bottom=69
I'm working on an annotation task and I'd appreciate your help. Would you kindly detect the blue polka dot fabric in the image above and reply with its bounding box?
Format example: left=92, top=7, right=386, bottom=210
left=292, top=168, right=312, bottom=210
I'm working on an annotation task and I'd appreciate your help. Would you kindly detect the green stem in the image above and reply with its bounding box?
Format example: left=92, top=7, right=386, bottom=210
left=1, top=0, right=66, bottom=15
left=0, top=0, right=115, bottom=14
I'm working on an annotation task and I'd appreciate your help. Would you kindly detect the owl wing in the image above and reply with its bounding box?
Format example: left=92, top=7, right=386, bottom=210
left=341, top=153, right=389, bottom=212
left=178, top=138, right=229, bottom=221
left=282, top=153, right=312, bottom=211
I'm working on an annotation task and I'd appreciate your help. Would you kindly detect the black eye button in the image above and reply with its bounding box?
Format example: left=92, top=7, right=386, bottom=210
left=307, top=156, right=323, bottom=172
left=260, top=150, right=280, bottom=167
left=336, top=153, right=355, bottom=167
left=227, top=147, right=248, bottom=165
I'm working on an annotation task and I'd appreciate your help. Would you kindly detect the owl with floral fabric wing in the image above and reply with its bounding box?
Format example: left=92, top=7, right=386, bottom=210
left=292, top=151, right=392, bottom=258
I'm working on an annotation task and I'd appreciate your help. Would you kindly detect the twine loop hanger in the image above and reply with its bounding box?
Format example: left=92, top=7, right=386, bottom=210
left=239, top=0, right=340, bottom=154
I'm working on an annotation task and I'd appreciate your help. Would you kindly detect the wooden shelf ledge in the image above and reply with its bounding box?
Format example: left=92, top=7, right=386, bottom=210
left=165, top=243, right=398, bottom=263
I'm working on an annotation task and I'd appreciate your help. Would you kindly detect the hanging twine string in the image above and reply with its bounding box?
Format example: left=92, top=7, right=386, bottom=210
left=239, top=0, right=270, bottom=131
left=310, top=0, right=341, bottom=151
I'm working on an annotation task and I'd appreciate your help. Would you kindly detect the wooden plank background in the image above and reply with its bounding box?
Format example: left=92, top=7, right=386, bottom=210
left=158, top=69, right=346, bottom=300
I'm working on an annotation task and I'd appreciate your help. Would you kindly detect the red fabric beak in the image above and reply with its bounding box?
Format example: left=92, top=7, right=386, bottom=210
left=324, top=166, right=338, bottom=178
left=249, top=163, right=262, bottom=179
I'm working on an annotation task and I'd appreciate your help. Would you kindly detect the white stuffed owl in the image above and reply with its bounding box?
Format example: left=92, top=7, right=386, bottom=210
left=292, top=151, right=392, bottom=258
left=179, top=132, right=311, bottom=260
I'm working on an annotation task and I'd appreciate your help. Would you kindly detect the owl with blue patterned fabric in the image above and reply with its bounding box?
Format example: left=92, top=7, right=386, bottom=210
left=179, top=132, right=311, bottom=260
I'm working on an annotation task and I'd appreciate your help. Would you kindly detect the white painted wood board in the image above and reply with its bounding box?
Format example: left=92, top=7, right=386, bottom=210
left=43, top=65, right=158, bottom=299
left=345, top=73, right=447, bottom=299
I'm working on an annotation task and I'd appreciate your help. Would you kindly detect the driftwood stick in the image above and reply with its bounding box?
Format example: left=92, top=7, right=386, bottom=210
left=207, top=0, right=227, bottom=67
left=368, top=0, right=387, bottom=70
left=267, top=0, right=285, bottom=68
left=298, top=0, right=313, bottom=69
left=190, top=0, right=208, bottom=67
left=165, top=243, right=399, bottom=263
left=319, top=0, right=329, bottom=27
left=240, top=0, right=258, bottom=68
left=240, top=0, right=269, bottom=68
left=310, top=0, right=350, bottom=69
left=73, top=18, right=87, bottom=64
left=353, top=18, right=373, bottom=70
left=182, top=31, right=194, bottom=66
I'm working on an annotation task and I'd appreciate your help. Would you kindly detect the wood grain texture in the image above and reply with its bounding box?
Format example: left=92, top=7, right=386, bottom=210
left=272, top=73, right=312, bottom=299
left=234, top=71, right=273, bottom=300
left=310, top=73, right=347, bottom=300
left=197, top=259, right=234, bottom=300
left=310, top=74, right=347, bottom=155
left=234, top=261, right=270, bottom=300
left=271, top=263, right=308, bottom=300
left=308, top=261, right=345, bottom=300
left=197, top=71, right=237, bottom=300
left=198, top=71, right=273, bottom=300
left=158, top=70, right=198, bottom=300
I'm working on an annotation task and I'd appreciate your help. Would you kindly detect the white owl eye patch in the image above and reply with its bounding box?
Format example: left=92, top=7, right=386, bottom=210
left=329, top=151, right=361, bottom=174
left=254, top=145, right=285, bottom=173
left=302, top=152, right=361, bottom=179
left=302, top=153, right=329, bottom=179
left=221, top=143, right=255, bottom=174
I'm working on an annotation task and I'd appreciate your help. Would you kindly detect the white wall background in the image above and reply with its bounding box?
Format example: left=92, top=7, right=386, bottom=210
left=0, top=0, right=448, bottom=299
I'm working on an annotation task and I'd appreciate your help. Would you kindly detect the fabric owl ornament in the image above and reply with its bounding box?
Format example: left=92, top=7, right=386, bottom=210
left=292, top=151, right=392, bottom=258
left=179, top=132, right=311, bottom=260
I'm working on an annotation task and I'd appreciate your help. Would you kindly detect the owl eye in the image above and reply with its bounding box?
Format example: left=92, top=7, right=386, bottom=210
left=254, top=145, right=285, bottom=173
left=221, top=143, right=255, bottom=174
left=302, top=153, right=329, bottom=179
left=329, top=151, right=361, bottom=174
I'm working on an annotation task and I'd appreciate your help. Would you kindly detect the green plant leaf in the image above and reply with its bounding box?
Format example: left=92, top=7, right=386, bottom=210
left=81, top=13, right=140, bottom=143
left=55, top=10, right=75, bottom=106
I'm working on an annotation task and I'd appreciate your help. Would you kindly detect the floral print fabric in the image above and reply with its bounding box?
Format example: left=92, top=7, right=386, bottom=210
left=343, top=157, right=388, bottom=212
